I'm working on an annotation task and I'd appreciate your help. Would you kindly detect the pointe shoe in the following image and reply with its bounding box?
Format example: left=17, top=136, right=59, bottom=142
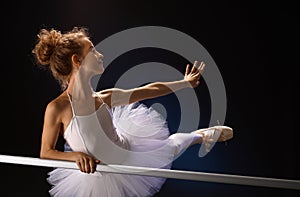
left=200, top=125, right=233, bottom=142
left=194, top=125, right=233, bottom=156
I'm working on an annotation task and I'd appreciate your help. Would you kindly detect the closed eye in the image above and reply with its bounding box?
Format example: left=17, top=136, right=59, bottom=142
left=90, top=47, right=96, bottom=53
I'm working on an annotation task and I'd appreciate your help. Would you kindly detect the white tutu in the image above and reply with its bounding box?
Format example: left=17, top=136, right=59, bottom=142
left=47, top=102, right=182, bottom=197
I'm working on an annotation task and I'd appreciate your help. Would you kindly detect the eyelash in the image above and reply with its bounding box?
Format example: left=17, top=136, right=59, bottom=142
left=91, top=47, right=96, bottom=53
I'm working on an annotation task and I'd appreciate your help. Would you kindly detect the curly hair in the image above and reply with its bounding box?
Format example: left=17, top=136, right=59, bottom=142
left=32, top=27, right=90, bottom=90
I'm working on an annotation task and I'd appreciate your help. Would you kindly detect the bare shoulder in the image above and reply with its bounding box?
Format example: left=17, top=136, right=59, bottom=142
left=45, top=93, right=70, bottom=117
left=43, top=92, right=73, bottom=133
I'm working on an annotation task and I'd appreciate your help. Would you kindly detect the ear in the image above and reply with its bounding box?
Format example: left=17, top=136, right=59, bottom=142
left=71, top=54, right=81, bottom=68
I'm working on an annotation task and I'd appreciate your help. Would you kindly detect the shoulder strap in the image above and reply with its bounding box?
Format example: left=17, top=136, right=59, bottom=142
left=93, top=91, right=105, bottom=104
left=66, top=92, right=76, bottom=116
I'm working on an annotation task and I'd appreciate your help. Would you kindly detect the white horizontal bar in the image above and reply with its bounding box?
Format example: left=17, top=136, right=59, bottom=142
left=0, top=154, right=299, bottom=190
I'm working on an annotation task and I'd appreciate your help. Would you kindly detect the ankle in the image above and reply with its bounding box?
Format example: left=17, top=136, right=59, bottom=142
left=192, top=132, right=204, bottom=144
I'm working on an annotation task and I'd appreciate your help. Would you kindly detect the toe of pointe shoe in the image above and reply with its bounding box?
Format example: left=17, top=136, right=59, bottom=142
left=214, top=126, right=233, bottom=141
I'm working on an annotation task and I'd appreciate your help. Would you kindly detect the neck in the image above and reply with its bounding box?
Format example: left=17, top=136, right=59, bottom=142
left=66, top=71, right=94, bottom=99
left=66, top=71, right=97, bottom=115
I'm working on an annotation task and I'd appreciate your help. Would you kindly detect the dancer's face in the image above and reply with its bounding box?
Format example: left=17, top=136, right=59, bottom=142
left=79, top=37, right=104, bottom=74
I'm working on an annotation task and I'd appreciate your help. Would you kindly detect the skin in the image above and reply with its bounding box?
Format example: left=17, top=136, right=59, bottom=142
left=40, top=36, right=205, bottom=174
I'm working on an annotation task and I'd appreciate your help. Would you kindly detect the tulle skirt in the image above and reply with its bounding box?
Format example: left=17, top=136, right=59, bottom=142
left=47, top=102, right=195, bottom=197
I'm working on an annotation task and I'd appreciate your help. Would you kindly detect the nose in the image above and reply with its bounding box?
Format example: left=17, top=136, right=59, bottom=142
left=96, top=51, right=103, bottom=60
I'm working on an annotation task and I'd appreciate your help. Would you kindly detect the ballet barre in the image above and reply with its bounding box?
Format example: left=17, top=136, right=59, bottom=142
left=0, top=154, right=299, bottom=190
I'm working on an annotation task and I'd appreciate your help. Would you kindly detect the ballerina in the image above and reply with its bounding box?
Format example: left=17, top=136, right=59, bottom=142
left=32, top=26, right=233, bottom=197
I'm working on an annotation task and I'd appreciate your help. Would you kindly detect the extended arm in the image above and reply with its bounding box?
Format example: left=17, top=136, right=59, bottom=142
left=99, top=61, right=205, bottom=108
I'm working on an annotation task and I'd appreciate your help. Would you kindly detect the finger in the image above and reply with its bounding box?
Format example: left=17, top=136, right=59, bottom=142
left=191, top=61, right=198, bottom=73
left=95, top=159, right=101, bottom=164
left=197, top=61, right=204, bottom=69
left=84, top=158, right=90, bottom=173
left=93, top=159, right=101, bottom=173
left=90, top=159, right=95, bottom=173
left=191, top=69, right=200, bottom=77
left=76, top=160, right=83, bottom=172
left=199, top=61, right=206, bottom=73
left=185, top=64, right=190, bottom=76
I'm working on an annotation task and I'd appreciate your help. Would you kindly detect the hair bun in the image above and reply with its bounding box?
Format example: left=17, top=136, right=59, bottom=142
left=32, top=28, right=62, bottom=65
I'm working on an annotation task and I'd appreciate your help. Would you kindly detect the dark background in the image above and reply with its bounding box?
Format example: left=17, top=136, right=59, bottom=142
left=1, top=0, right=298, bottom=196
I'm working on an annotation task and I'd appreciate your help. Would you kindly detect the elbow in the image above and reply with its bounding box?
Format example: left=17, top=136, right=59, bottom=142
left=40, top=148, right=51, bottom=159
left=40, top=151, right=46, bottom=159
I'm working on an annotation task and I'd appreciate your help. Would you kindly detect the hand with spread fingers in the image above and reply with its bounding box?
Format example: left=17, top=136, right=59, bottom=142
left=184, top=61, right=205, bottom=88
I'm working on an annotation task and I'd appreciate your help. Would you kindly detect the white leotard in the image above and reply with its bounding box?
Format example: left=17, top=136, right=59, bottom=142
left=47, top=92, right=199, bottom=197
